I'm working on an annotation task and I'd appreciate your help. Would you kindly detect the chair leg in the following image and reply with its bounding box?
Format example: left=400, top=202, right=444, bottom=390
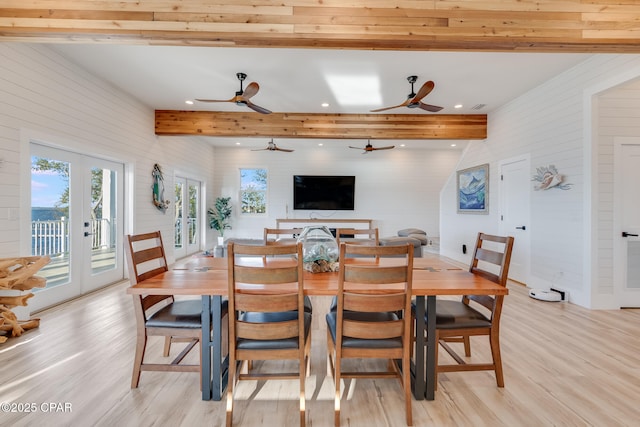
left=131, top=332, right=147, bottom=388
left=163, top=336, right=172, bottom=357
left=403, top=353, right=413, bottom=426
left=334, top=353, right=341, bottom=427
left=490, top=330, right=505, bottom=387
left=299, top=350, right=306, bottom=427
left=226, top=352, right=236, bottom=427
left=463, top=336, right=471, bottom=357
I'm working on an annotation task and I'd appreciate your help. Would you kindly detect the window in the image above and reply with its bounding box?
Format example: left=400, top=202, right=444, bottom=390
left=240, top=168, right=267, bottom=214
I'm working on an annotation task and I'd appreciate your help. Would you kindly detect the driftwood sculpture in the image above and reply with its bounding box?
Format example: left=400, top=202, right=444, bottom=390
left=0, top=256, right=50, bottom=343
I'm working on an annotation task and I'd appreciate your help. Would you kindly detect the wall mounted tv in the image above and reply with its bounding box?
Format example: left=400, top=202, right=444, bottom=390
left=293, top=175, right=355, bottom=210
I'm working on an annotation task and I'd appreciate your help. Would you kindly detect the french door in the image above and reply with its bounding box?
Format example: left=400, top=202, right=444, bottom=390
left=30, top=144, right=124, bottom=311
left=174, top=177, right=201, bottom=259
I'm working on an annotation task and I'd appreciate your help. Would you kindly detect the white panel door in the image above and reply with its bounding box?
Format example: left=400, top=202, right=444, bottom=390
left=614, top=141, right=640, bottom=308
left=499, top=156, right=531, bottom=284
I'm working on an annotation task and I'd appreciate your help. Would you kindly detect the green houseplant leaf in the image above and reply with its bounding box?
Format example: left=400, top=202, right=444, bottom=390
left=208, top=197, right=232, bottom=237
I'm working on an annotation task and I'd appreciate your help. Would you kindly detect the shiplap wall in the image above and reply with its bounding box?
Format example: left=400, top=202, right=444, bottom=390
left=440, top=54, right=640, bottom=308
left=0, top=43, right=216, bottom=264
left=212, top=145, right=461, bottom=241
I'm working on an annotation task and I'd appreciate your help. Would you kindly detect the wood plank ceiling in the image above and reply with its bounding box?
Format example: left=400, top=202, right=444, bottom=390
left=3, top=1, right=639, bottom=140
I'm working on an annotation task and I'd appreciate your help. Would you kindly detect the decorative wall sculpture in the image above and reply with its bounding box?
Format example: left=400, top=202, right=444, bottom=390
left=532, top=165, right=572, bottom=190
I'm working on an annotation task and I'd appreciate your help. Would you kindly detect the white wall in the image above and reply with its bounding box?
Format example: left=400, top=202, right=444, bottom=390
left=440, top=54, right=640, bottom=308
left=212, top=144, right=461, bottom=242
left=0, top=43, right=216, bottom=265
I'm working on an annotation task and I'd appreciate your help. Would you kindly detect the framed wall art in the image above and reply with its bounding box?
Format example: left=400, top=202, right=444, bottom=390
left=457, top=163, right=489, bottom=214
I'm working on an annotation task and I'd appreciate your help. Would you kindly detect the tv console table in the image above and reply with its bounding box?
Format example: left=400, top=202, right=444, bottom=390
left=276, top=218, right=373, bottom=229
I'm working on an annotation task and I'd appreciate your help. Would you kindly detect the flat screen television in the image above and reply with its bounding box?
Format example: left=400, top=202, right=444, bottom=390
left=293, top=175, right=355, bottom=210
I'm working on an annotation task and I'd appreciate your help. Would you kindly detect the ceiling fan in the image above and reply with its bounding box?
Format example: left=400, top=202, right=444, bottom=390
left=349, top=140, right=395, bottom=154
left=371, top=75, right=443, bottom=113
left=252, top=139, right=294, bottom=152
left=196, top=72, right=272, bottom=114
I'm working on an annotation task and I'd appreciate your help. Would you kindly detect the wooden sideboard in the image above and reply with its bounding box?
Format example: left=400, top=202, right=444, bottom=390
left=276, top=218, right=373, bottom=229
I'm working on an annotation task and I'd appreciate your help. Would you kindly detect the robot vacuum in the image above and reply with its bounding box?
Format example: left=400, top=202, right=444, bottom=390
left=529, top=289, right=563, bottom=302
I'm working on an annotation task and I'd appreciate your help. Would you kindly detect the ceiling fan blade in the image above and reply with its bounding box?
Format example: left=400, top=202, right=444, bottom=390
left=195, top=97, right=235, bottom=103
left=418, top=102, right=444, bottom=112
left=411, top=80, right=435, bottom=103
left=242, top=82, right=260, bottom=99
left=348, top=145, right=363, bottom=150
left=250, top=148, right=269, bottom=151
left=370, top=98, right=411, bottom=113
left=245, top=100, right=272, bottom=114
left=275, top=147, right=294, bottom=152
left=374, top=145, right=395, bottom=150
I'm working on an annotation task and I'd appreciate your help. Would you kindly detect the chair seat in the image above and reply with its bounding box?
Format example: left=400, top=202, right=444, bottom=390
left=412, top=299, right=491, bottom=329
left=326, top=311, right=402, bottom=349
left=236, top=311, right=312, bottom=350
left=146, top=299, right=228, bottom=329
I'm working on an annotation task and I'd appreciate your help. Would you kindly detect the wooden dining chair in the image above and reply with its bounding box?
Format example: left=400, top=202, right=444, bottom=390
left=335, top=228, right=379, bottom=247
left=263, top=227, right=303, bottom=246
left=226, top=242, right=311, bottom=427
left=326, top=243, right=414, bottom=426
left=125, top=231, right=228, bottom=388
left=413, top=232, right=514, bottom=389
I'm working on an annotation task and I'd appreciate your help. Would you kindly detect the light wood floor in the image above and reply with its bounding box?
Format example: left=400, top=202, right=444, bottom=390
left=1, top=269, right=639, bottom=426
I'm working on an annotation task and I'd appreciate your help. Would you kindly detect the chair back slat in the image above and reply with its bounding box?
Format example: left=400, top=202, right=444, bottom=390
left=234, top=265, right=299, bottom=284
left=344, top=265, right=408, bottom=284
left=236, top=319, right=299, bottom=340
left=344, top=292, right=405, bottom=313
left=343, top=319, right=403, bottom=340
left=235, top=293, right=298, bottom=312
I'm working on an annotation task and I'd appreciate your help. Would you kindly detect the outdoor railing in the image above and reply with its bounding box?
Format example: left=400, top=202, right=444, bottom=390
left=31, top=218, right=112, bottom=257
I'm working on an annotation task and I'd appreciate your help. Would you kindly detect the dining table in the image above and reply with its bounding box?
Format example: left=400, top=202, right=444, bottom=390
left=126, top=253, right=508, bottom=402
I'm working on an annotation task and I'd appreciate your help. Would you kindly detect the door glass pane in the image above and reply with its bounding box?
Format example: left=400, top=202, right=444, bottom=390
left=188, top=183, right=199, bottom=245
left=627, top=241, right=640, bottom=289
left=175, top=181, right=184, bottom=249
left=90, top=167, right=117, bottom=275
left=31, top=156, right=70, bottom=288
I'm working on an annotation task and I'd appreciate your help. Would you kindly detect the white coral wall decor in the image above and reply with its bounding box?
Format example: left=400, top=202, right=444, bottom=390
left=532, top=165, right=572, bottom=191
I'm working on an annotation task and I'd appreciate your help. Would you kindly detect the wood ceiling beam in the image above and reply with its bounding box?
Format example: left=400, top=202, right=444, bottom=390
left=1, top=1, right=640, bottom=52
left=155, top=111, right=487, bottom=140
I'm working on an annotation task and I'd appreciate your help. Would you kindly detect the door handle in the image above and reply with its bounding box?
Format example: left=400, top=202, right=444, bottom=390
left=84, top=232, right=94, bottom=237
left=622, top=231, right=639, bottom=237
left=516, top=226, right=526, bottom=230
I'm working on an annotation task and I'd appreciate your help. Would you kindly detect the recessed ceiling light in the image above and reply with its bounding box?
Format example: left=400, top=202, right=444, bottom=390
left=185, top=100, right=194, bottom=105
left=318, top=143, right=324, bottom=146
left=451, top=144, right=457, bottom=147
left=321, top=102, right=329, bottom=108
left=400, top=144, right=406, bottom=147
left=454, top=104, right=463, bottom=109
left=235, top=142, right=241, bottom=145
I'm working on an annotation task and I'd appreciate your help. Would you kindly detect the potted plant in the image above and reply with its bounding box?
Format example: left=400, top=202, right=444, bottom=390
left=208, top=196, right=232, bottom=246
